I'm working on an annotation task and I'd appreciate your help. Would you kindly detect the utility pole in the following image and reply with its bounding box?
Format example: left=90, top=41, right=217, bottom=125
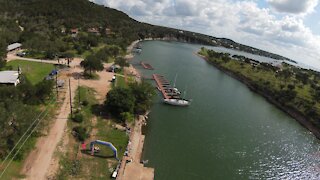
left=55, top=67, right=58, bottom=99
left=69, top=79, right=73, bottom=118
left=78, top=76, right=80, bottom=105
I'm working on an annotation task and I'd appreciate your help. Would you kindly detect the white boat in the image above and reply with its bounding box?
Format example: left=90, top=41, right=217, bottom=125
left=163, top=98, right=190, bottom=106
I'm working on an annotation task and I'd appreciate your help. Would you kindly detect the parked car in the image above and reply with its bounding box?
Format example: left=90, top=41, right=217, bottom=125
left=16, top=52, right=27, bottom=57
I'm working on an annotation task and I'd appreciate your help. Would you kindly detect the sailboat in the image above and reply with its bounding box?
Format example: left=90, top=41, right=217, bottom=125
left=164, top=87, right=191, bottom=107
left=163, top=98, right=190, bottom=106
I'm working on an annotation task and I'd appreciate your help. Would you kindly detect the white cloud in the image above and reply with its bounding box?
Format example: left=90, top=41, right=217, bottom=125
left=267, top=0, right=319, bottom=14
left=90, top=0, right=320, bottom=69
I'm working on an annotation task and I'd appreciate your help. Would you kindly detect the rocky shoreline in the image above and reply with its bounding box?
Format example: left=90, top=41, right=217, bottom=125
left=198, top=53, right=320, bottom=140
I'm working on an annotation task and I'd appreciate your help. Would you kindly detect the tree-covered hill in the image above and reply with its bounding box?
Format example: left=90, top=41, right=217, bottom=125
left=0, top=0, right=292, bottom=67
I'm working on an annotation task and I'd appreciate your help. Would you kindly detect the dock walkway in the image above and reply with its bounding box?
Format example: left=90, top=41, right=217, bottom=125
left=153, top=74, right=181, bottom=99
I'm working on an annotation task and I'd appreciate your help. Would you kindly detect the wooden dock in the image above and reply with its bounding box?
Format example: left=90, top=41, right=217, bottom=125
left=153, top=74, right=180, bottom=99
left=153, top=74, right=169, bottom=99
left=140, top=62, right=154, bottom=70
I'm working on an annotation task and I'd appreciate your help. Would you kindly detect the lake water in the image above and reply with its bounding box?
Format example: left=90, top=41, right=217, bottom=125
left=132, top=41, right=320, bottom=180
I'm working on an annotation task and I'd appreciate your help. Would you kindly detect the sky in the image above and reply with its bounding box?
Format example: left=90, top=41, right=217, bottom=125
left=90, top=0, right=320, bottom=69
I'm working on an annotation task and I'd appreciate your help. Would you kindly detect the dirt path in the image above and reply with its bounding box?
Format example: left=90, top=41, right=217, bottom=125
left=6, top=53, right=60, bottom=64
left=21, top=61, right=78, bottom=179
left=20, top=58, right=114, bottom=179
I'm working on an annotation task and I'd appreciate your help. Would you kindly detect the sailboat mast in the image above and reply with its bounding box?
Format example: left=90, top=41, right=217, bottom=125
left=173, top=74, right=178, bottom=88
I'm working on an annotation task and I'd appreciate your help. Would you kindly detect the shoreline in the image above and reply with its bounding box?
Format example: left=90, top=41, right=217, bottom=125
left=197, top=53, right=320, bottom=140
left=117, top=40, right=154, bottom=180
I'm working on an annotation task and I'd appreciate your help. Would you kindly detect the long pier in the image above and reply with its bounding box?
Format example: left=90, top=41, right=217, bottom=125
left=153, top=74, right=180, bottom=99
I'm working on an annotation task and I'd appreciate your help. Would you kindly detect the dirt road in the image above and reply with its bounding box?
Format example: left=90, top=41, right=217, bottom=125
left=20, top=58, right=114, bottom=179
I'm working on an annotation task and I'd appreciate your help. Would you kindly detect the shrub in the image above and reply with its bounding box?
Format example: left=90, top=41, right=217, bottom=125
left=72, top=126, right=88, bottom=141
left=120, top=112, right=134, bottom=123
left=72, top=113, right=84, bottom=123
left=81, top=100, right=89, bottom=106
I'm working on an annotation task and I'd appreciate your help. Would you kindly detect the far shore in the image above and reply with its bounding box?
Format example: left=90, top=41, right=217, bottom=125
left=196, top=52, right=320, bottom=141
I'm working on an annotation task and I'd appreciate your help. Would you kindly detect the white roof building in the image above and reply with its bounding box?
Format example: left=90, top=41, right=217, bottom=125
left=7, top=43, right=22, bottom=51
left=0, top=71, right=20, bottom=86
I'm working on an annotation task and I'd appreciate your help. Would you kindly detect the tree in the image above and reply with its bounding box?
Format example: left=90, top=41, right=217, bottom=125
left=35, top=80, right=54, bottom=102
left=95, top=48, right=109, bottom=62
left=0, top=39, right=7, bottom=68
left=108, top=46, right=120, bottom=57
left=129, top=81, right=155, bottom=114
left=295, top=71, right=309, bottom=85
left=104, top=87, right=135, bottom=121
left=115, top=57, right=129, bottom=68
left=80, top=55, right=104, bottom=75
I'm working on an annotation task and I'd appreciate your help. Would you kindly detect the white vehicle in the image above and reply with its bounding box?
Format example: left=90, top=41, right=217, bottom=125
left=111, top=171, right=117, bottom=178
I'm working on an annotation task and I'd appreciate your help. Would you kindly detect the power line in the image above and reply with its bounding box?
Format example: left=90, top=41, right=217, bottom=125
left=0, top=97, right=56, bottom=169
left=0, top=109, right=50, bottom=179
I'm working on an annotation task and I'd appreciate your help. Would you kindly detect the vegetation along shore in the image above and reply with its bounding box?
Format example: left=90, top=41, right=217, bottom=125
left=198, top=48, right=320, bottom=139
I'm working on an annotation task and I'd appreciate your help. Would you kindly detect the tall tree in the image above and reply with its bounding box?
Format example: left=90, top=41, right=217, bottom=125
left=104, top=87, right=135, bottom=120
left=129, top=81, right=155, bottom=114
left=0, top=39, right=7, bottom=68
left=80, top=55, right=104, bottom=75
left=115, top=57, right=129, bottom=68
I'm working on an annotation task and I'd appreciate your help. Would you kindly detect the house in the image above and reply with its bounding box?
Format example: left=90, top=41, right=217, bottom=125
left=7, top=43, right=22, bottom=52
left=0, top=71, right=20, bottom=86
left=71, top=28, right=79, bottom=37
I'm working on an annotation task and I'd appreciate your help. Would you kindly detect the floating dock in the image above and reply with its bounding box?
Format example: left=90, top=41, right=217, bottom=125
left=153, top=74, right=180, bottom=99
left=140, top=62, right=154, bottom=70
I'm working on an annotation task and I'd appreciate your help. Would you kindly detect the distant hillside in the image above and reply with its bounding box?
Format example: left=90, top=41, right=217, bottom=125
left=0, top=0, right=293, bottom=66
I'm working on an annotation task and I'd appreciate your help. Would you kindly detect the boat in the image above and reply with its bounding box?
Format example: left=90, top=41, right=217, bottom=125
left=163, top=98, right=190, bottom=106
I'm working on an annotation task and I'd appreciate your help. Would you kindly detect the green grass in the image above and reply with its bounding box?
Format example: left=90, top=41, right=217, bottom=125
left=115, top=75, right=126, bottom=88
left=0, top=161, right=25, bottom=180
left=6, top=60, right=55, bottom=84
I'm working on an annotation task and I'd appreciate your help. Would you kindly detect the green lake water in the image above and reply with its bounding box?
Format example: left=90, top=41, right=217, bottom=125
left=132, top=41, right=320, bottom=180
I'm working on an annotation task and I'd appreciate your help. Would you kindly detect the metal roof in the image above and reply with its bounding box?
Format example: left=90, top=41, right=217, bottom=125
left=7, top=43, right=22, bottom=51
left=0, top=71, right=20, bottom=85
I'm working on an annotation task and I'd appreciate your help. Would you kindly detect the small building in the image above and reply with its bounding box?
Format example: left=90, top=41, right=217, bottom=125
left=0, top=71, right=20, bottom=86
left=61, top=27, right=66, bottom=33
left=7, top=43, right=22, bottom=52
left=87, top=28, right=100, bottom=35
left=105, top=28, right=112, bottom=35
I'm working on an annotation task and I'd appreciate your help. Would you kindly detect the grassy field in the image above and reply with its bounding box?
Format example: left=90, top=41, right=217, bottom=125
left=56, top=86, right=128, bottom=179
left=6, top=60, right=55, bottom=84
left=115, top=75, right=126, bottom=88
